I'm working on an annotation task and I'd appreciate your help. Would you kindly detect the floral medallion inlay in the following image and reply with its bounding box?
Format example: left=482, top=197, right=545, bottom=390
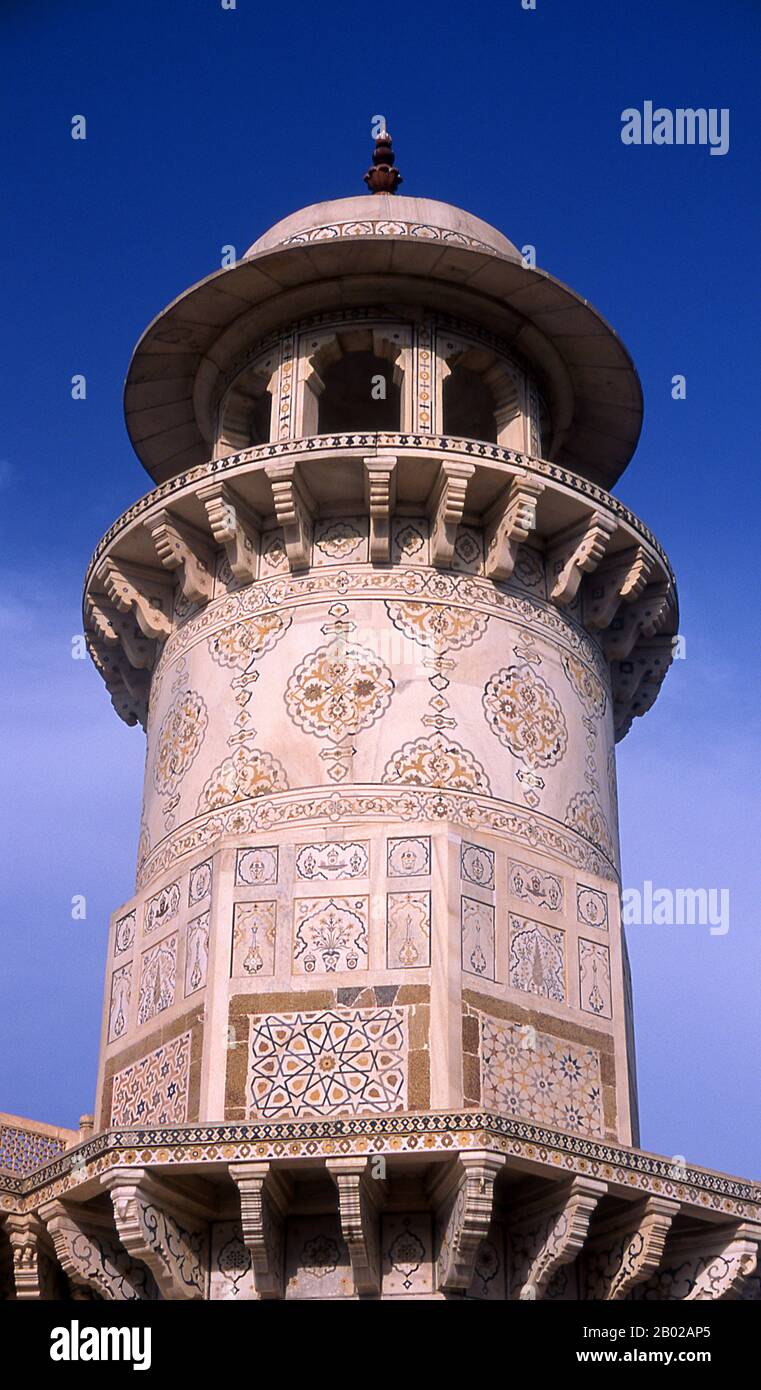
left=197, top=748, right=289, bottom=811
left=384, top=601, right=489, bottom=655
left=285, top=642, right=394, bottom=742
left=383, top=735, right=491, bottom=793
left=153, top=690, right=208, bottom=795
left=482, top=665, right=568, bottom=769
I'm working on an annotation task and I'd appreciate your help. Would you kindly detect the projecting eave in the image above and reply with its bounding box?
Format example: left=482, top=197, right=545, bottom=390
left=124, top=231, right=643, bottom=491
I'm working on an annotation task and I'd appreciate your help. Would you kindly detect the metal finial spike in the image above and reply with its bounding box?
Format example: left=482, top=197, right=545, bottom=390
left=364, top=130, right=402, bottom=194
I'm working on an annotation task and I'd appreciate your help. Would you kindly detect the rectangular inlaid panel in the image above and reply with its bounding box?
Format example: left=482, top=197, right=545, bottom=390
left=508, top=859, right=564, bottom=912
left=576, top=883, right=609, bottom=930
left=284, top=1217, right=352, bottom=1300
left=293, top=896, right=368, bottom=974
left=578, top=939, right=613, bottom=1019
left=461, top=896, right=495, bottom=981
left=110, top=1030, right=192, bottom=1127
left=188, top=859, right=213, bottom=906
left=312, top=517, right=368, bottom=567
left=451, top=525, right=484, bottom=575
left=460, top=842, right=495, bottom=890
left=137, top=933, right=177, bottom=1026
left=381, top=1214, right=433, bottom=1296
left=247, top=1006, right=407, bottom=1119
left=114, top=910, right=136, bottom=957
left=232, top=901, right=277, bottom=978
left=210, top=1222, right=255, bottom=1302
left=184, top=911, right=209, bottom=997
left=386, top=892, right=431, bottom=969
left=295, top=841, right=369, bottom=880
left=387, top=836, right=430, bottom=877
left=480, top=1015, right=603, bottom=1136
left=391, top=517, right=429, bottom=565
left=108, top=963, right=132, bottom=1042
left=235, top=846, right=279, bottom=886
left=508, top=914, right=565, bottom=1003
left=144, top=880, right=180, bottom=937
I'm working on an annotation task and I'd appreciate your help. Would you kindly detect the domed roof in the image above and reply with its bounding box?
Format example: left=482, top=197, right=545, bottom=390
left=244, top=195, right=524, bottom=264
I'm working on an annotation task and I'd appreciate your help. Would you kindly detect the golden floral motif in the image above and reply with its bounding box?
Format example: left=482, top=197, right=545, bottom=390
left=197, top=748, right=289, bottom=811
left=561, top=652, right=607, bottom=720
left=207, top=611, right=291, bottom=669
left=285, top=642, right=394, bottom=742
left=565, top=790, right=615, bottom=862
left=153, top=690, right=208, bottom=795
left=482, top=665, right=568, bottom=770
left=383, top=735, right=491, bottom=793
left=385, top=601, right=490, bottom=654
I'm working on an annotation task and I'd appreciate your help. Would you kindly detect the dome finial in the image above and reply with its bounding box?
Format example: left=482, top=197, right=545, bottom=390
left=364, top=129, right=402, bottom=194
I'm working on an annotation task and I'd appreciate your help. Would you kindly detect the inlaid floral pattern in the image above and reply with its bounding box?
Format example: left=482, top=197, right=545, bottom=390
left=207, top=611, right=291, bottom=669
left=153, top=691, right=208, bottom=795
left=197, top=748, right=289, bottom=811
left=384, top=601, right=489, bottom=654
left=482, top=664, right=568, bottom=769
left=561, top=652, right=607, bottom=720
left=285, top=642, right=394, bottom=742
left=565, top=790, right=615, bottom=862
left=383, top=735, right=491, bottom=793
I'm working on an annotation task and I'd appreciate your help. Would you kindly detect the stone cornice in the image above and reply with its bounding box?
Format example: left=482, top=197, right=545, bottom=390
left=3, top=1111, right=758, bottom=1222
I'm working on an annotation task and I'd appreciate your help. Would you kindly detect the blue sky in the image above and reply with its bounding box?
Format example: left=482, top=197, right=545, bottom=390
left=1, top=0, right=759, bottom=1178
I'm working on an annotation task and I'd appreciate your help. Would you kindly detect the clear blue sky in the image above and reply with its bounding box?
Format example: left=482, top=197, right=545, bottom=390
left=1, top=0, right=759, bottom=1178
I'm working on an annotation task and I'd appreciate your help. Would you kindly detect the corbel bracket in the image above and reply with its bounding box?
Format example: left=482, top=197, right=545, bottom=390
left=264, top=461, right=314, bottom=571
left=197, top=480, right=261, bottom=584
left=144, top=510, right=215, bottom=603
left=326, top=1157, right=382, bottom=1297
left=509, top=1176, right=607, bottom=1300
left=104, top=1167, right=208, bottom=1301
left=427, top=459, right=475, bottom=568
left=432, top=1152, right=507, bottom=1294
left=549, top=512, right=617, bottom=606
left=230, top=1161, right=292, bottom=1300
left=584, top=1196, right=679, bottom=1300
left=483, top=474, right=544, bottom=582
left=363, top=454, right=398, bottom=563
left=584, top=545, right=654, bottom=631
left=96, top=557, right=173, bottom=642
left=39, top=1199, right=156, bottom=1301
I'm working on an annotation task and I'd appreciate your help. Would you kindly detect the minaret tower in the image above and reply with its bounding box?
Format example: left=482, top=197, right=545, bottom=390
left=76, top=135, right=685, bottom=1298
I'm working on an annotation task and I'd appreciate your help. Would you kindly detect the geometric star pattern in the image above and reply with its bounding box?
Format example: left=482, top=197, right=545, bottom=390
left=248, top=1007, right=407, bottom=1119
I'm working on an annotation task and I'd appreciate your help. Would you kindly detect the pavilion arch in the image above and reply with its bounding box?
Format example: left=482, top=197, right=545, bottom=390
left=215, top=346, right=278, bottom=456
left=438, top=334, right=528, bottom=450
left=298, top=324, right=413, bottom=436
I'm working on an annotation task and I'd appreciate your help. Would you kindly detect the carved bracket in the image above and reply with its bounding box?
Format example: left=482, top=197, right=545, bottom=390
left=39, top=1199, right=156, bottom=1301
left=265, top=461, right=314, bottom=571
left=86, top=596, right=157, bottom=671
left=584, top=545, right=654, bottom=631
left=509, top=1176, right=607, bottom=1300
left=584, top=1196, right=679, bottom=1300
left=433, top=1152, right=507, bottom=1294
left=364, top=454, right=398, bottom=562
left=104, top=1168, right=208, bottom=1301
left=636, top=1221, right=761, bottom=1301
left=326, top=1157, right=382, bottom=1297
left=230, top=1161, right=291, bottom=1300
left=5, top=1214, right=59, bottom=1299
left=197, top=480, right=261, bottom=584
left=603, top=581, right=672, bottom=661
left=144, top=510, right=215, bottom=603
left=484, top=475, right=545, bottom=582
left=549, top=512, right=617, bottom=606
left=427, top=460, right=475, bottom=568
left=96, top=558, right=173, bottom=642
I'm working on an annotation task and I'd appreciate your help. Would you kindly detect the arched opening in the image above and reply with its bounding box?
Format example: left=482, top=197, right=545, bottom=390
left=302, top=327, right=406, bottom=436
left=442, top=363, right=498, bottom=443
left=317, top=350, right=401, bottom=434
left=440, top=341, right=525, bottom=449
left=216, top=351, right=277, bottom=455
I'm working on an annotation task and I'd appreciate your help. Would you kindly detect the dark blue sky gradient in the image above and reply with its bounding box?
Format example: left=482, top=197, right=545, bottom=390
left=1, top=0, right=759, bottom=1176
